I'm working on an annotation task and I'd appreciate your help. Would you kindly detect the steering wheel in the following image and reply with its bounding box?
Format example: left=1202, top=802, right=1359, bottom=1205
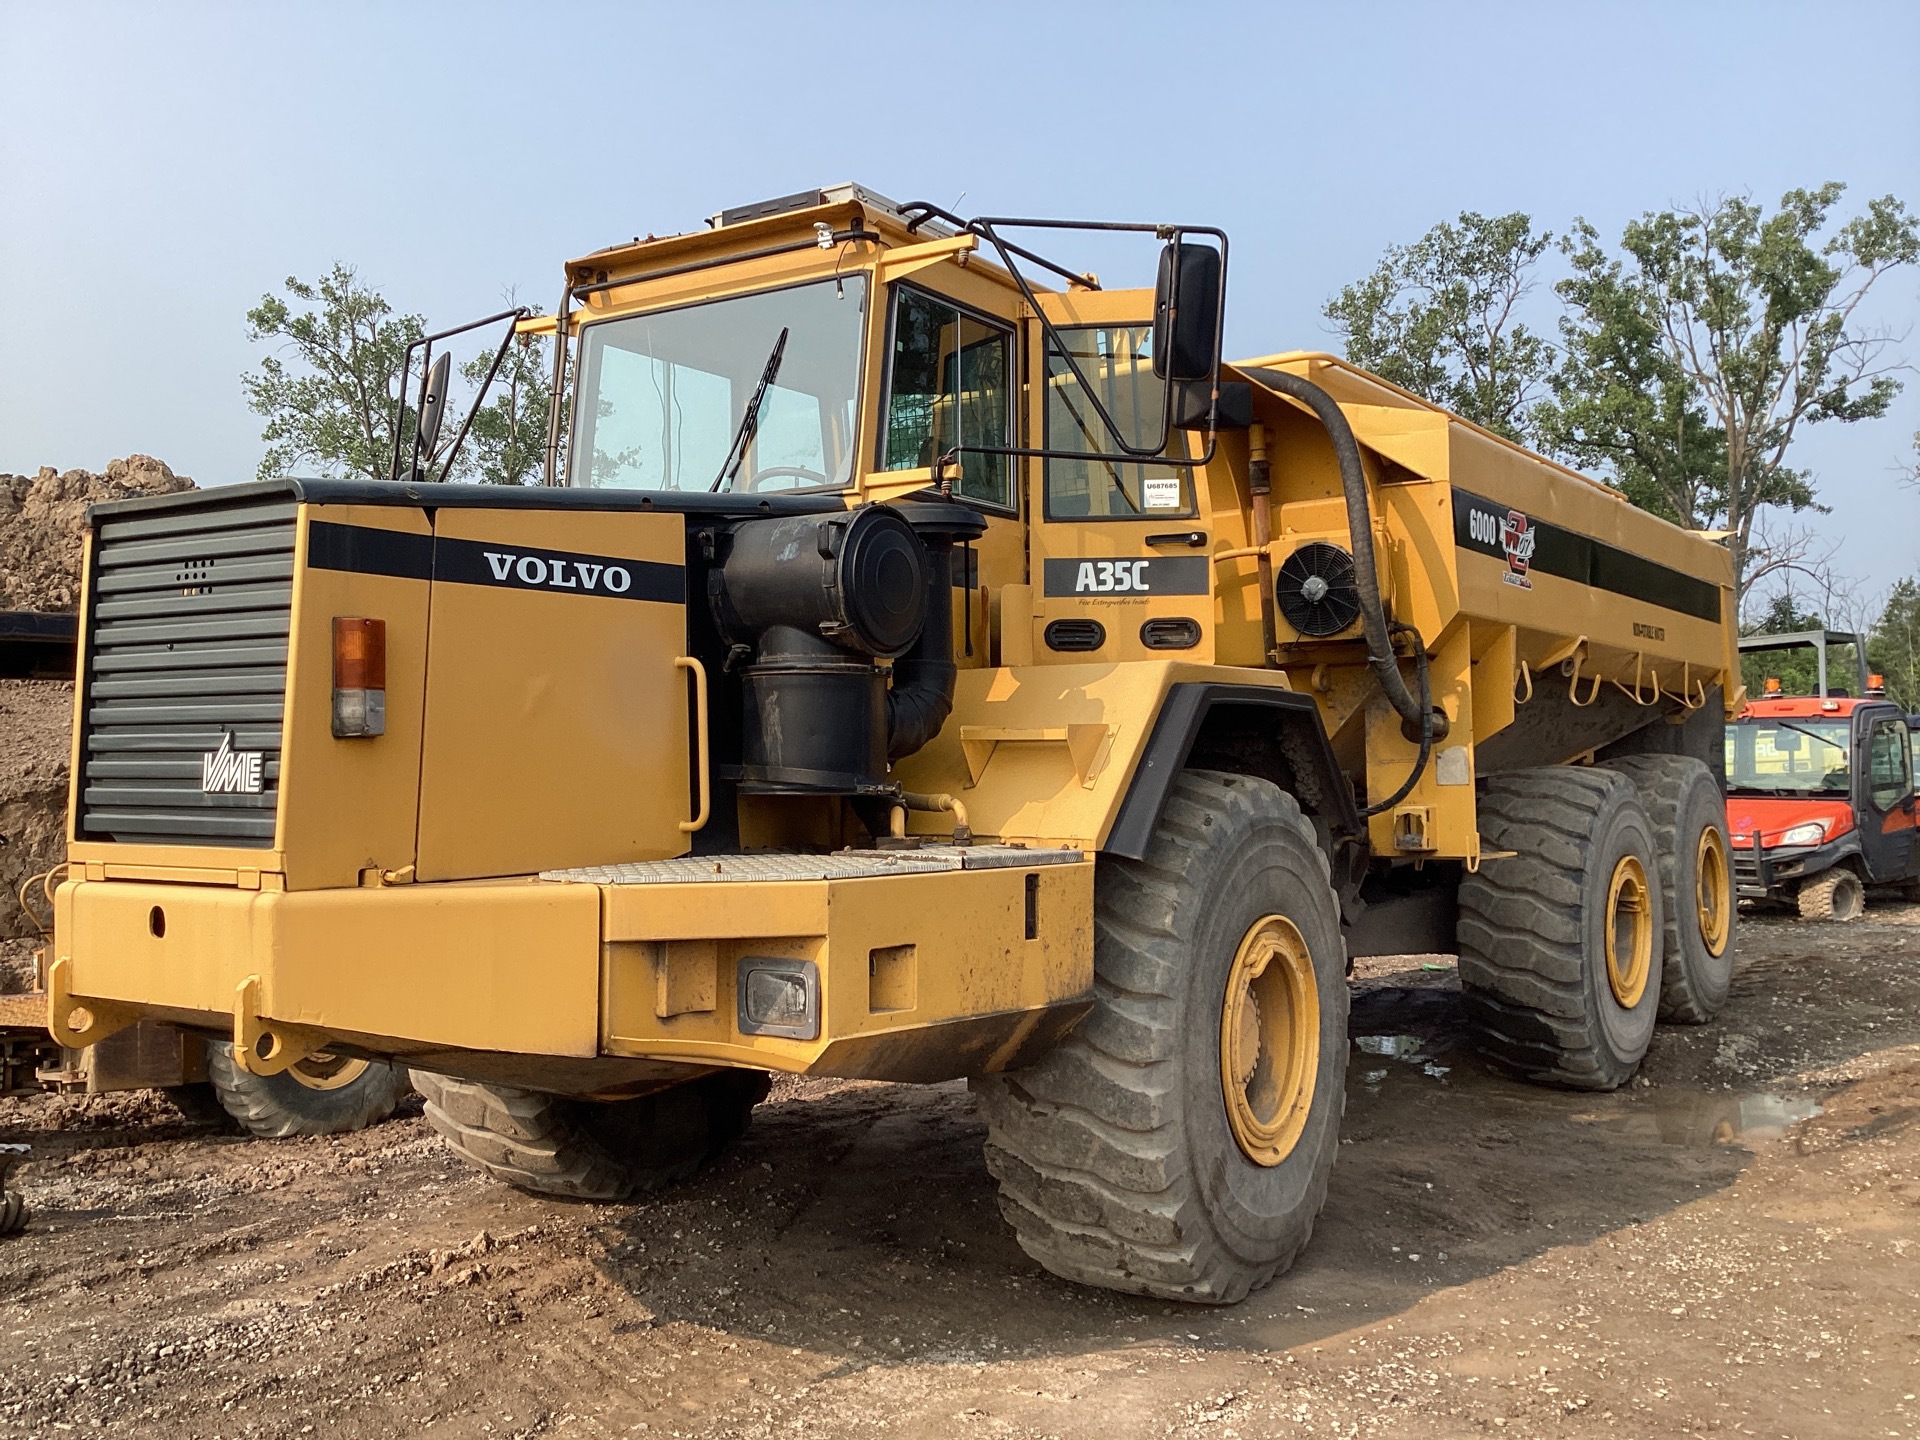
left=742, top=465, right=831, bottom=493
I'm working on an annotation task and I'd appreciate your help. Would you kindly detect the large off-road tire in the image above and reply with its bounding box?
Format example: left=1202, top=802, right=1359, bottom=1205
left=208, top=1042, right=411, bottom=1140
left=1605, top=755, right=1735, bottom=1023
left=1797, top=867, right=1865, bottom=922
left=0, top=1191, right=26, bottom=1236
left=1458, top=767, right=1664, bottom=1091
left=970, top=771, right=1348, bottom=1305
left=411, top=1069, right=770, bottom=1202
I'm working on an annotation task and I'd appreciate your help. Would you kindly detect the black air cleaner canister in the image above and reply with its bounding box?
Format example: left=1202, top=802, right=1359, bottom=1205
left=710, top=501, right=984, bottom=795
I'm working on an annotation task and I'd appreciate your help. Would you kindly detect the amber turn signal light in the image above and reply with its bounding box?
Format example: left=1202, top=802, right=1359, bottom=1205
left=332, top=617, right=387, bottom=738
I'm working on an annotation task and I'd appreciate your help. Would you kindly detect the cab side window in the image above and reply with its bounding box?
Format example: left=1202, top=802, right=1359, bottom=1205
left=1868, top=718, right=1912, bottom=810
left=1043, top=325, right=1194, bottom=519
left=880, top=288, right=1013, bottom=508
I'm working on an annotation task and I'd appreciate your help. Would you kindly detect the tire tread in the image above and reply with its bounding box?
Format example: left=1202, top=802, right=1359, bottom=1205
left=411, top=1069, right=768, bottom=1202
left=971, top=770, right=1345, bottom=1304
left=1458, top=766, right=1658, bottom=1090
left=1604, top=754, right=1735, bottom=1020
left=207, top=1043, right=410, bottom=1140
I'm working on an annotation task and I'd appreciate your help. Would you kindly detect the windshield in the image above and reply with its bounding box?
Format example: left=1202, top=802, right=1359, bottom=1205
left=570, top=277, right=867, bottom=492
left=1725, top=718, right=1852, bottom=795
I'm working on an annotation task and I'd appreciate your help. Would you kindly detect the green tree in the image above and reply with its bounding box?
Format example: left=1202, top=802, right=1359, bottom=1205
left=243, top=265, right=426, bottom=484
left=1324, top=211, right=1559, bottom=447
left=1739, top=591, right=1827, bottom=700
left=457, top=322, right=553, bottom=486
left=1869, top=578, right=1920, bottom=711
left=1540, top=185, right=1919, bottom=600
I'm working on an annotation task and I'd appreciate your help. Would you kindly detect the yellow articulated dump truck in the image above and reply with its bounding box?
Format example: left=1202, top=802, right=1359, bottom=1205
left=47, top=184, right=1739, bottom=1302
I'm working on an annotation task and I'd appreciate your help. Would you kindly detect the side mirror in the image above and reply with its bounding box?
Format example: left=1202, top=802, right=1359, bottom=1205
left=1152, top=240, right=1222, bottom=382
left=416, top=351, right=453, bottom=460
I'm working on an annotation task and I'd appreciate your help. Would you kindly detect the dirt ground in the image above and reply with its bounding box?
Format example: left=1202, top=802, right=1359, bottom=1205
left=0, top=905, right=1915, bottom=1440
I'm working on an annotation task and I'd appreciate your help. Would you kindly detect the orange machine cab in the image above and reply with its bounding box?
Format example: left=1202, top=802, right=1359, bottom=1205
left=1725, top=694, right=1919, bottom=899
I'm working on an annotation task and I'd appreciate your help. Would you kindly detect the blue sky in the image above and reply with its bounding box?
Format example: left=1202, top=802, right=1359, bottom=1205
left=3, top=0, right=1915, bottom=612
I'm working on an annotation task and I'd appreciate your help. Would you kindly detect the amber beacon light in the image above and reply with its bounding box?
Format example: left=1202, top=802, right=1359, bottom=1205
left=331, top=617, right=387, bottom=738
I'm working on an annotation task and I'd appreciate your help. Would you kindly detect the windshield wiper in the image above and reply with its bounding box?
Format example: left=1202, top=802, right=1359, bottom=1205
left=711, top=327, right=790, bottom=493
left=1770, top=720, right=1847, bottom=752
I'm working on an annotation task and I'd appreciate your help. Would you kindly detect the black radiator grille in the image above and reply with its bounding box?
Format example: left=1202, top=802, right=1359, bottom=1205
left=77, top=497, right=298, bottom=847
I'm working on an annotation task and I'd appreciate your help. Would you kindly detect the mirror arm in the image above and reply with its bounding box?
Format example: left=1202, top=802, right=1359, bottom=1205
left=968, top=221, right=1169, bottom=462
left=433, top=310, right=530, bottom=484
left=543, top=286, right=573, bottom=486
left=898, top=202, right=1100, bottom=291
left=945, top=214, right=1230, bottom=466
left=386, top=307, right=533, bottom=483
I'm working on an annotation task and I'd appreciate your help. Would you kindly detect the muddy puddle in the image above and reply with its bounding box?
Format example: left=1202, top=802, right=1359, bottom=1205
left=1347, top=982, right=1823, bottom=1151
left=1568, top=1089, right=1823, bottom=1148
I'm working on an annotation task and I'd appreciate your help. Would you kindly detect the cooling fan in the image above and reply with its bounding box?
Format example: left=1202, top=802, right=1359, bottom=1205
left=1274, top=541, right=1361, bottom=637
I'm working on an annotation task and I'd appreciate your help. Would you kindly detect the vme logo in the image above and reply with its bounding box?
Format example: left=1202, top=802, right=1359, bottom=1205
left=481, top=551, right=633, bottom=594
left=200, top=732, right=264, bottom=795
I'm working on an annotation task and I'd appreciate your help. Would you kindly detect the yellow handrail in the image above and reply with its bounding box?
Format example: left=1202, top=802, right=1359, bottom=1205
left=675, top=656, right=710, bottom=833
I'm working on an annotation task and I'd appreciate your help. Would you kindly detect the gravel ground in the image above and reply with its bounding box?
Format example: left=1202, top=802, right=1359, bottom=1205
left=0, top=904, right=1914, bottom=1439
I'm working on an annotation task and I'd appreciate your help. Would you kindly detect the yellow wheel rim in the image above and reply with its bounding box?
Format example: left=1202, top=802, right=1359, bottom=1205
left=287, top=1051, right=371, bottom=1092
left=1219, top=915, right=1320, bottom=1168
left=1604, top=856, right=1655, bottom=1008
left=1695, top=826, right=1731, bottom=958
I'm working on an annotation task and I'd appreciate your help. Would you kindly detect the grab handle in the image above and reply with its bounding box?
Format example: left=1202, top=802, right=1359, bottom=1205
left=676, top=656, right=710, bottom=833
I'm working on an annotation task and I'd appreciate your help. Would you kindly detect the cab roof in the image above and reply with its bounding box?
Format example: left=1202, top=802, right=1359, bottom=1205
left=1738, top=695, right=1888, bottom=719
left=564, top=183, right=955, bottom=288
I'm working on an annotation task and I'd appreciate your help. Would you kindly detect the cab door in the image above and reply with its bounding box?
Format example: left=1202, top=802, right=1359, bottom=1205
left=1025, top=290, right=1216, bottom=665
left=1858, top=707, right=1917, bottom=882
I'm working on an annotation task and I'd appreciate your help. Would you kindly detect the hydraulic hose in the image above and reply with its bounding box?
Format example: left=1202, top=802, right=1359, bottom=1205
left=1361, top=624, right=1434, bottom=819
left=886, top=537, right=959, bottom=760
left=1240, top=367, right=1441, bottom=744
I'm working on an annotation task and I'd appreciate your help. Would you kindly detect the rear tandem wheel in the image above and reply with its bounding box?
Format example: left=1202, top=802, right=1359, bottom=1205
left=1604, top=755, right=1736, bottom=1022
left=1457, top=766, right=1665, bottom=1091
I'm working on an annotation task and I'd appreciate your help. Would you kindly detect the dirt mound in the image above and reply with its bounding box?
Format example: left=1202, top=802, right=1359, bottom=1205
left=0, top=680, right=74, bottom=948
left=0, top=456, right=194, bottom=612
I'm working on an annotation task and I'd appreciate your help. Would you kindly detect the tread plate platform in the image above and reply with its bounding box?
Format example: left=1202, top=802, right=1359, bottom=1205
left=542, top=845, right=1084, bottom=886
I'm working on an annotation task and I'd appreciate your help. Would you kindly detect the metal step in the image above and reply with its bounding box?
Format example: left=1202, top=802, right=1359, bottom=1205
left=542, top=845, right=1083, bottom=886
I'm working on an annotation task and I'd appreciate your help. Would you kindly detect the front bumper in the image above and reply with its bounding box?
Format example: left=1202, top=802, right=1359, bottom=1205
left=50, top=851, right=1094, bottom=1092
left=1733, top=834, right=1859, bottom=899
left=55, top=877, right=604, bottom=1060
